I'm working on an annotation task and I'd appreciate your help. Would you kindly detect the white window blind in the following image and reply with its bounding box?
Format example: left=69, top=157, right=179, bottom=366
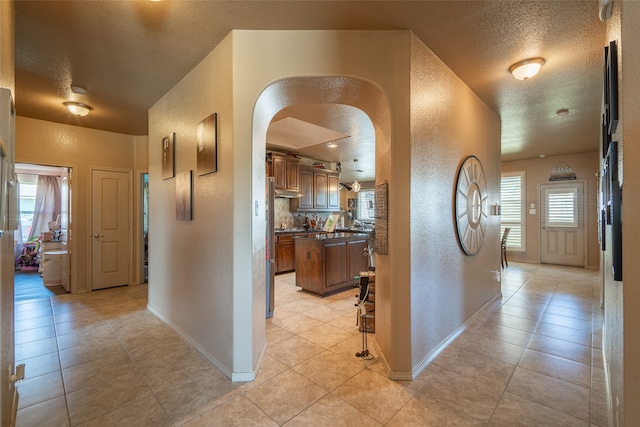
left=500, top=172, right=525, bottom=251
left=546, top=188, right=578, bottom=228
left=358, top=190, right=375, bottom=222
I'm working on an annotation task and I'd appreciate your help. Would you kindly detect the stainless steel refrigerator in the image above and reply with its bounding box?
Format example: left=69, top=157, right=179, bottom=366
left=266, top=177, right=275, bottom=318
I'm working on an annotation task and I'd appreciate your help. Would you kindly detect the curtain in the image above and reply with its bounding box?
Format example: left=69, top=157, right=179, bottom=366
left=14, top=177, right=25, bottom=260
left=27, top=175, right=61, bottom=241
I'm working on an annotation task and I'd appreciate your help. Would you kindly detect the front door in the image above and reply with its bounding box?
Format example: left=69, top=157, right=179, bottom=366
left=91, top=169, right=130, bottom=290
left=540, top=181, right=585, bottom=267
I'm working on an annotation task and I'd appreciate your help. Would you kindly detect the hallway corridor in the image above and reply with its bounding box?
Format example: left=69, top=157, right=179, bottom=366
left=14, top=263, right=607, bottom=426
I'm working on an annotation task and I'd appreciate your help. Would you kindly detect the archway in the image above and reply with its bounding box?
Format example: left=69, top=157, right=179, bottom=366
left=251, top=75, right=392, bottom=373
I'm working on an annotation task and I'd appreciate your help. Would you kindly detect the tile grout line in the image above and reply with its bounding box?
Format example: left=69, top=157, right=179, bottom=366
left=50, top=296, right=74, bottom=427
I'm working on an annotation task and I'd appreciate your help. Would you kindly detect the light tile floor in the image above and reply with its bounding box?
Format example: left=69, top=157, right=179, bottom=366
left=14, top=263, right=608, bottom=426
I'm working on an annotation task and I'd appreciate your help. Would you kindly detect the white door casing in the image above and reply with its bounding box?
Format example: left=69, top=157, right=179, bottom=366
left=91, top=169, right=130, bottom=290
left=60, top=168, right=71, bottom=291
left=540, top=181, right=585, bottom=267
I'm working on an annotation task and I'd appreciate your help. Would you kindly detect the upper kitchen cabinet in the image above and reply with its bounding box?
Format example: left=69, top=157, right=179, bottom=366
left=267, top=152, right=299, bottom=192
left=297, top=167, right=314, bottom=210
left=327, top=173, right=340, bottom=210
left=291, top=166, right=340, bottom=212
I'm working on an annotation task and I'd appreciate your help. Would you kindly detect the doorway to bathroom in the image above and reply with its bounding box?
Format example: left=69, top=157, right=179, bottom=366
left=14, top=163, right=72, bottom=298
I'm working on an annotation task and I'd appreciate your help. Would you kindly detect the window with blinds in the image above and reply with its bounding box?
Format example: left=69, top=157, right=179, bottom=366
left=17, top=174, right=38, bottom=241
left=357, top=190, right=376, bottom=223
left=546, top=188, right=578, bottom=228
left=500, top=172, right=525, bottom=251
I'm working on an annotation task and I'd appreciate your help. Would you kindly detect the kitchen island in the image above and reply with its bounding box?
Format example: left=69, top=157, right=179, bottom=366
left=294, top=233, right=370, bottom=296
left=274, top=228, right=325, bottom=274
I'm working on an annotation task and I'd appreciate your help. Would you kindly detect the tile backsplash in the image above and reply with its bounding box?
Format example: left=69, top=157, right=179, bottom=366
left=273, top=198, right=344, bottom=230
left=274, top=198, right=294, bottom=228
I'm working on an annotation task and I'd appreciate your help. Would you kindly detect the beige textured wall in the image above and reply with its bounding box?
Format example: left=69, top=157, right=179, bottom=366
left=148, top=35, right=236, bottom=376
left=15, top=117, right=142, bottom=293
left=620, top=2, right=640, bottom=423
left=236, top=30, right=409, bottom=376
left=0, top=1, right=15, bottom=424
left=600, top=2, right=628, bottom=426
left=409, top=35, right=502, bottom=372
left=502, top=151, right=600, bottom=268
left=148, top=29, right=516, bottom=380
left=603, top=1, right=640, bottom=426
left=603, top=2, right=623, bottom=426
left=148, top=30, right=415, bottom=378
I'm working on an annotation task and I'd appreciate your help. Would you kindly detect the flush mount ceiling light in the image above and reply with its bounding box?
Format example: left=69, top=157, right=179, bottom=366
left=556, top=108, right=570, bottom=118
left=509, top=57, right=545, bottom=80
left=64, top=101, right=93, bottom=117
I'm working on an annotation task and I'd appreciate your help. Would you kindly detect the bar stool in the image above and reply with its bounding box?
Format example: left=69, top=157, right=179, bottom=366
left=501, top=227, right=511, bottom=268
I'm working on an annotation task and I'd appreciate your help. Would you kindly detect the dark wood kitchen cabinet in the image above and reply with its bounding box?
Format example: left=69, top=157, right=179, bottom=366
left=267, top=152, right=299, bottom=192
left=275, top=234, right=295, bottom=273
left=296, top=167, right=314, bottom=210
left=274, top=231, right=326, bottom=274
left=294, top=233, right=369, bottom=296
left=314, top=170, right=328, bottom=209
left=290, top=166, right=340, bottom=212
left=347, top=239, right=369, bottom=280
left=327, top=173, right=340, bottom=210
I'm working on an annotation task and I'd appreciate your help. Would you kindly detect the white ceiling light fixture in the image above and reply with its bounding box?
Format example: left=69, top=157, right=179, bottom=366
left=64, top=101, right=93, bottom=117
left=556, top=108, right=570, bottom=118
left=509, top=57, right=545, bottom=80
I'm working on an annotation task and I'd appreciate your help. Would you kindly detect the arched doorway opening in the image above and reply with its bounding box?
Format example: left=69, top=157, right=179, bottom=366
left=252, top=75, right=392, bottom=369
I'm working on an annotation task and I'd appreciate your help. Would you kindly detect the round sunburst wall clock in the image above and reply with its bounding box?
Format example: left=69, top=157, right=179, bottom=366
left=455, top=156, right=488, bottom=256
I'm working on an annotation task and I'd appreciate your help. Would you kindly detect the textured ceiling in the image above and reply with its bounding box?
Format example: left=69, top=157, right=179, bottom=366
left=268, top=104, right=376, bottom=183
left=14, top=1, right=607, bottom=181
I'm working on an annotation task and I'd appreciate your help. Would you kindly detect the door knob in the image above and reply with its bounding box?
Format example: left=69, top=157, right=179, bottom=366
left=93, top=234, right=103, bottom=239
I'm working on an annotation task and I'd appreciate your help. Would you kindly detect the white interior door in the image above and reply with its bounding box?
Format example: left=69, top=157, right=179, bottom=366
left=540, top=181, right=585, bottom=267
left=91, top=169, right=130, bottom=290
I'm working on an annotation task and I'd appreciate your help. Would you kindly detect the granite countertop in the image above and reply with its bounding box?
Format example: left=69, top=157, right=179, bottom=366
left=335, top=227, right=373, bottom=233
left=294, top=232, right=369, bottom=240
left=274, top=228, right=324, bottom=234
left=275, top=228, right=371, bottom=235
